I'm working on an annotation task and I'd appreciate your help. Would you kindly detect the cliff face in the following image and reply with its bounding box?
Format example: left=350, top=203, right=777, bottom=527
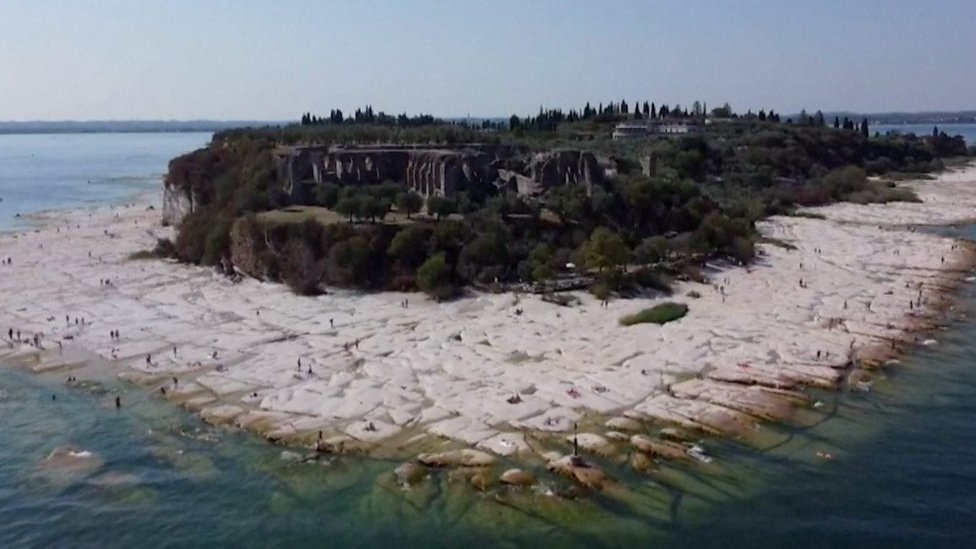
left=228, top=217, right=269, bottom=280
left=531, top=150, right=603, bottom=190
left=162, top=182, right=194, bottom=226
left=404, top=150, right=495, bottom=197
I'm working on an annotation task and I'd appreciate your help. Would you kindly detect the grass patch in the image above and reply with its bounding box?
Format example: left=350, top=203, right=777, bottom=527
left=507, top=350, right=544, bottom=364
left=127, top=250, right=157, bottom=260
left=758, top=236, right=797, bottom=251
left=789, top=210, right=827, bottom=220
left=884, top=172, right=936, bottom=181
left=619, top=302, right=688, bottom=326
left=257, top=205, right=420, bottom=227
left=843, top=181, right=921, bottom=204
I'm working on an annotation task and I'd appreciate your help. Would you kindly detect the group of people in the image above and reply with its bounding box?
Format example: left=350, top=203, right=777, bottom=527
left=6, top=328, right=45, bottom=349
left=67, top=315, right=87, bottom=326
left=297, top=357, right=313, bottom=377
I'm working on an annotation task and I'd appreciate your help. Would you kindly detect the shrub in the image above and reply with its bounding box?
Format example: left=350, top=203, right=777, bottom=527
left=128, top=238, right=176, bottom=260
left=619, top=302, right=689, bottom=326
left=631, top=268, right=674, bottom=295
left=153, top=238, right=176, bottom=258
left=416, top=253, right=455, bottom=298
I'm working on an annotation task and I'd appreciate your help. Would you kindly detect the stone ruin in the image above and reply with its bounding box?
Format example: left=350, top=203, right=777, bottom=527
left=163, top=143, right=616, bottom=226
left=271, top=144, right=613, bottom=204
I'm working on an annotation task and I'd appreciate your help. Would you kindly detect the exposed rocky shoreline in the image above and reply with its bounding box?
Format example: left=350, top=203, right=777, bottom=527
left=3, top=165, right=976, bottom=495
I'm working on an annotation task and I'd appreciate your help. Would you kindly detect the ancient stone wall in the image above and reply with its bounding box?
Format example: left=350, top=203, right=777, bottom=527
left=523, top=150, right=605, bottom=196
left=272, top=144, right=604, bottom=202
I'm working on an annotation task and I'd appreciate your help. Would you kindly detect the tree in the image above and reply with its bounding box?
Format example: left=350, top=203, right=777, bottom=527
left=526, top=243, right=554, bottom=281
left=546, top=184, right=590, bottom=223
left=416, top=253, right=453, bottom=297
left=635, top=235, right=670, bottom=264
left=396, top=191, right=423, bottom=219
left=457, top=228, right=510, bottom=282
left=372, top=198, right=392, bottom=221
left=427, top=196, right=457, bottom=220
left=358, top=195, right=378, bottom=222
left=326, top=236, right=372, bottom=285
left=387, top=225, right=429, bottom=268
left=314, top=183, right=340, bottom=208
left=581, top=227, right=630, bottom=272
left=335, top=196, right=361, bottom=222
left=861, top=118, right=869, bottom=138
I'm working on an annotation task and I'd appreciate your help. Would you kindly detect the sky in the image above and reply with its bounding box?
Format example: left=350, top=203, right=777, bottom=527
left=0, top=0, right=974, bottom=121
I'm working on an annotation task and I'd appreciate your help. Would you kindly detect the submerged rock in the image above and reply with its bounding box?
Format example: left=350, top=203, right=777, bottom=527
left=34, top=446, right=104, bottom=483
left=279, top=450, right=304, bottom=463
left=88, top=471, right=141, bottom=487
left=546, top=455, right=606, bottom=490
left=470, top=471, right=493, bottom=491
left=39, top=446, right=101, bottom=472
left=417, top=449, right=496, bottom=468
left=605, top=417, right=643, bottom=432
left=394, top=461, right=426, bottom=485
left=630, top=452, right=653, bottom=473
left=565, top=433, right=617, bottom=457
left=499, top=468, right=536, bottom=486
left=630, top=435, right=688, bottom=460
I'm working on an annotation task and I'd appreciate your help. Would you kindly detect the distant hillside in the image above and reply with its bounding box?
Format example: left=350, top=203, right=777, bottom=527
left=0, top=120, right=286, bottom=134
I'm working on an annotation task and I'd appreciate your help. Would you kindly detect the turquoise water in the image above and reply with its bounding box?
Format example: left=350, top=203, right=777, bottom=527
left=0, top=133, right=211, bottom=231
left=1, top=132, right=976, bottom=548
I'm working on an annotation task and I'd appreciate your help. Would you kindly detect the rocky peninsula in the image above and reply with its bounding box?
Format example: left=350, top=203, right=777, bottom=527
left=2, top=164, right=975, bottom=492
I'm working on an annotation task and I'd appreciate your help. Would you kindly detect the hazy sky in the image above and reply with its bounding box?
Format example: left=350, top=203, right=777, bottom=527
left=1, top=0, right=974, bottom=121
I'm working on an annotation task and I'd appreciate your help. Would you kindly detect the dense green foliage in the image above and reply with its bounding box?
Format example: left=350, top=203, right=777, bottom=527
left=619, top=302, right=689, bottom=326
left=166, top=111, right=971, bottom=299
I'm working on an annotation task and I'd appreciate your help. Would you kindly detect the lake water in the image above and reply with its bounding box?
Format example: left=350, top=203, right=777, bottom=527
left=0, top=133, right=211, bottom=231
left=1, top=132, right=976, bottom=548
left=874, top=123, right=976, bottom=145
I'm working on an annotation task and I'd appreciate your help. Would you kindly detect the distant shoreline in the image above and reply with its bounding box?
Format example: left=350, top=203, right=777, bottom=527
left=0, top=121, right=284, bottom=135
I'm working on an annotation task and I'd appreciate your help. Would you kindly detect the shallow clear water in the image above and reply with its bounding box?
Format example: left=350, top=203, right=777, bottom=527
left=0, top=133, right=211, bottom=231
left=1, top=133, right=975, bottom=548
